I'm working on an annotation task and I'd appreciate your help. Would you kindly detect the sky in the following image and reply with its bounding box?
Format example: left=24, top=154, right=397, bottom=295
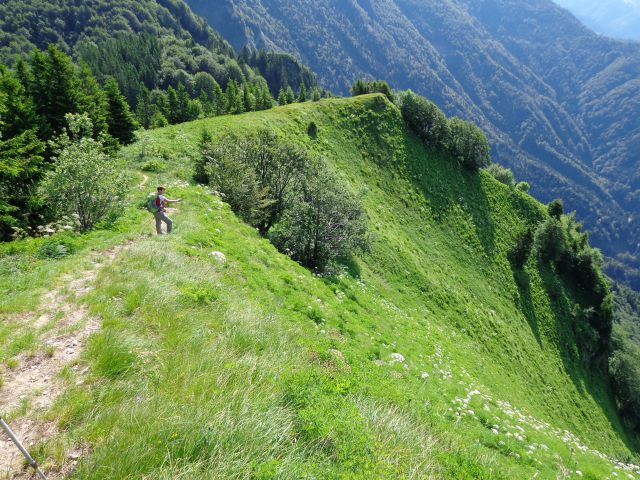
left=554, top=0, right=640, bottom=39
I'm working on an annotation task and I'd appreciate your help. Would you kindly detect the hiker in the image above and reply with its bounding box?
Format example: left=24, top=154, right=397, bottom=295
left=151, top=186, right=182, bottom=234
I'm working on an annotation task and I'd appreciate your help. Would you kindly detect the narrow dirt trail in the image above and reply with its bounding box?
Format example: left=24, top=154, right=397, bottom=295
left=0, top=241, right=133, bottom=479
left=139, top=174, right=149, bottom=188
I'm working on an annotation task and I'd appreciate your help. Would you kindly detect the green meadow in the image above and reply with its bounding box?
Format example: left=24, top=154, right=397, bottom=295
left=1, top=95, right=639, bottom=479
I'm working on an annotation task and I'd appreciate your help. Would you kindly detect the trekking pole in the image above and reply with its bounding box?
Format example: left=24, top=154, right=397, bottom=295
left=0, top=417, right=48, bottom=480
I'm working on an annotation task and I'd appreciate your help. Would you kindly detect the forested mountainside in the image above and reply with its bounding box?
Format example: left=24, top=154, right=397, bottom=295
left=187, top=0, right=640, bottom=290
left=554, top=0, right=640, bottom=40
left=0, top=0, right=316, bottom=108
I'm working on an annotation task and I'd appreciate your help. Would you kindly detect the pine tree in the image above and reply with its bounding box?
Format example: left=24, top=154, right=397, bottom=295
left=166, top=86, right=179, bottom=124
left=176, top=84, right=191, bottom=123
left=285, top=86, right=295, bottom=104
left=297, top=82, right=307, bottom=102
left=136, top=87, right=154, bottom=129
left=243, top=83, right=256, bottom=112
left=104, top=77, right=137, bottom=145
left=277, top=87, right=287, bottom=106
left=226, top=80, right=244, bottom=114
left=312, top=87, right=321, bottom=102
left=213, top=81, right=225, bottom=115
left=30, top=45, right=80, bottom=140
left=77, top=64, right=108, bottom=137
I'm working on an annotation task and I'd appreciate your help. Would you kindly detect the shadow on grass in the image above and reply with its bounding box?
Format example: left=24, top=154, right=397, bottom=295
left=512, top=267, right=542, bottom=348
left=539, top=262, right=640, bottom=453
left=398, top=133, right=497, bottom=259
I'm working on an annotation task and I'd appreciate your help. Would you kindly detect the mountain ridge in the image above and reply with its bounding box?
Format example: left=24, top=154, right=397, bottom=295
left=2, top=94, right=639, bottom=478
left=186, top=0, right=640, bottom=289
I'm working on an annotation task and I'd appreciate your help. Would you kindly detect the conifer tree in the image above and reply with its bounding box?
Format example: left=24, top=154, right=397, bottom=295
left=30, top=45, right=80, bottom=139
left=298, top=82, right=307, bottom=102
left=312, top=87, right=321, bottom=102
left=243, top=83, right=256, bottom=112
left=135, top=87, right=154, bottom=128
left=226, top=80, right=244, bottom=114
left=166, top=86, right=179, bottom=124
left=176, top=84, right=191, bottom=122
left=77, top=64, right=108, bottom=137
left=277, top=87, right=287, bottom=106
left=285, top=86, right=295, bottom=104
left=104, top=77, right=137, bottom=144
left=213, top=81, right=225, bottom=115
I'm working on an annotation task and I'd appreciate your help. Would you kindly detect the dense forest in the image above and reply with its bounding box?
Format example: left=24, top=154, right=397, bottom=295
left=187, top=0, right=640, bottom=291
left=0, top=0, right=323, bottom=242
left=0, top=0, right=318, bottom=123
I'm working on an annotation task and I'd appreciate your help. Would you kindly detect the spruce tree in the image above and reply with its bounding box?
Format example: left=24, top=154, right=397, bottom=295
left=136, top=87, right=154, bottom=128
left=285, top=86, right=295, bottom=104
left=104, top=78, right=137, bottom=145
left=298, top=82, right=307, bottom=102
left=176, top=84, right=191, bottom=123
left=226, top=80, right=244, bottom=114
left=166, top=86, right=179, bottom=124
left=213, top=81, right=225, bottom=115
left=277, top=87, right=287, bottom=106
left=30, top=45, right=80, bottom=140
left=77, top=64, right=108, bottom=137
left=312, top=87, right=321, bottom=102
left=243, top=83, right=256, bottom=112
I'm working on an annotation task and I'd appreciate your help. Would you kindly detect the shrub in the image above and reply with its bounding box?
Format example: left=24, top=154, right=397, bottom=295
left=37, top=238, right=70, bottom=259
left=447, top=117, right=491, bottom=170
left=609, top=333, right=640, bottom=433
left=270, top=158, right=368, bottom=272
left=397, top=90, right=449, bottom=150
left=201, top=132, right=265, bottom=224
left=485, top=163, right=515, bottom=187
left=533, top=217, right=567, bottom=264
left=198, top=128, right=306, bottom=234
left=141, top=160, right=164, bottom=172
left=307, top=121, right=318, bottom=139
left=548, top=198, right=564, bottom=219
left=515, top=181, right=530, bottom=193
left=39, top=114, right=127, bottom=232
left=508, top=228, right=533, bottom=268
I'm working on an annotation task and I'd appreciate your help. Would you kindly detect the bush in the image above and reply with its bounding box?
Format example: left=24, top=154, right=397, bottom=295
left=485, top=163, right=515, bottom=187
left=201, top=132, right=265, bottom=224
left=270, top=158, right=368, bottom=273
left=548, top=198, right=564, bottom=219
left=609, top=333, right=640, bottom=433
left=141, top=160, right=164, bottom=172
left=397, top=90, right=449, bottom=150
left=307, top=121, right=318, bottom=139
left=37, top=238, right=70, bottom=259
left=533, top=217, right=567, bottom=264
left=198, top=128, right=306, bottom=233
left=515, top=181, right=530, bottom=193
left=508, top=228, right=533, bottom=268
left=447, top=117, right=491, bottom=170
left=39, top=114, right=127, bottom=232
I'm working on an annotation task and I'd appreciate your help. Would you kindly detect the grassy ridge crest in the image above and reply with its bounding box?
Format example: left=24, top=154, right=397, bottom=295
left=1, top=94, right=639, bottom=478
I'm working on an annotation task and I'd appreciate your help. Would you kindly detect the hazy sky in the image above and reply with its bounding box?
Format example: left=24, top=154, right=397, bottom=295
left=554, top=0, right=640, bottom=39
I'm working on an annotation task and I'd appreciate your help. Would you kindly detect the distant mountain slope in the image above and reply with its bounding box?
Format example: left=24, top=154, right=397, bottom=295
left=554, top=0, right=640, bottom=40
left=186, top=0, right=640, bottom=289
left=0, top=0, right=315, bottom=106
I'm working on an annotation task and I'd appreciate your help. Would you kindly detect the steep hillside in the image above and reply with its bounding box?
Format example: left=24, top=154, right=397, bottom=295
left=554, top=0, right=640, bottom=39
left=0, top=0, right=314, bottom=107
left=1, top=96, right=639, bottom=478
left=186, top=0, right=640, bottom=290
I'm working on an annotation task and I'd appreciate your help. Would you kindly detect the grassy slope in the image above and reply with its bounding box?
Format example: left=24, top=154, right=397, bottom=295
left=1, top=94, right=639, bottom=479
